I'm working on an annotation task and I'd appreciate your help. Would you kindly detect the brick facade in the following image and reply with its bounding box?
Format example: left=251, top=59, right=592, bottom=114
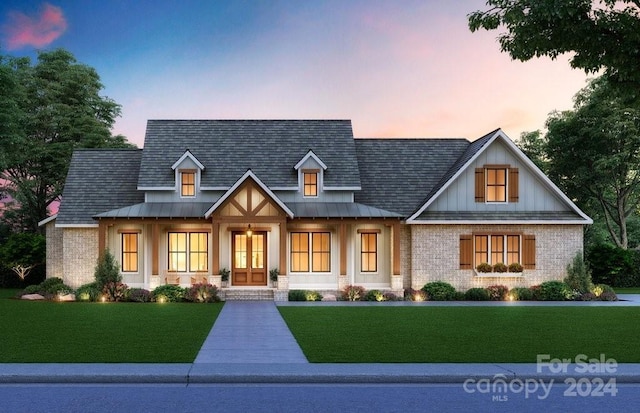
left=45, top=221, right=63, bottom=279
left=410, top=224, right=584, bottom=291
left=61, top=228, right=99, bottom=288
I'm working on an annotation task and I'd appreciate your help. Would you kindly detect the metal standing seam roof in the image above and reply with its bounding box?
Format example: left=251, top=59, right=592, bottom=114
left=287, top=202, right=402, bottom=219
left=94, top=202, right=214, bottom=219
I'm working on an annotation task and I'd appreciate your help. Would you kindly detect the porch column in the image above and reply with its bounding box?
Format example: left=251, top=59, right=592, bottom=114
left=152, top=223, right=159, bottom=276
left=391, top=221, right=403, bottom=291
left=212, top=221, right=220, bottom=275
left=98, top=220, right=106, bottom=256
left=279, top=219, right=287, bottom=275
left=338, top=222, right=348, bottom=289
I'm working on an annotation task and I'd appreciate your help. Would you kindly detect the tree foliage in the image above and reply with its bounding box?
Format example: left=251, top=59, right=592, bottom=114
left=0, top=232, right=45, bottom=281
left=468, top=0, right=640, bottom=99
left=94, top=250, right=122, bottom=288
left=0, top=48, right=133, bottom=233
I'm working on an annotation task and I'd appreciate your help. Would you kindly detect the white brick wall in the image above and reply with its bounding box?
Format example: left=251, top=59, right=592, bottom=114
left=62, top=228, right=99, bottom=288
left=45, top=221, right=63, bottom=279
left=410, top=224, right=584, bottom=291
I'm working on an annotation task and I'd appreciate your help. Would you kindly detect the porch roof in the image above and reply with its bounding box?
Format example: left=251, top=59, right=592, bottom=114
left=94, top=202, right=212, bottom=219
left=286, top=202, right=402, bottom=219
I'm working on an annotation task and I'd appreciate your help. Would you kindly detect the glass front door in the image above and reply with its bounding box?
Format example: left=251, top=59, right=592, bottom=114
left=232, top=231, right=267, bottom=286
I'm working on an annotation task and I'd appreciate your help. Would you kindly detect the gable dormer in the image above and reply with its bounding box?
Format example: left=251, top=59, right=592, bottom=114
left=294, top=150, right=327, bottom=198
left=172, top=150, right=205, bottom=198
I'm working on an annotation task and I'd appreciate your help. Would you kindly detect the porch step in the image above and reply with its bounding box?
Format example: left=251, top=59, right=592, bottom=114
left=222, top=289, right=275, bottom=301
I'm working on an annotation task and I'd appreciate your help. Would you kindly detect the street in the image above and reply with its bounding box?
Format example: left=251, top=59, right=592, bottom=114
left=1, top=383, right=639, bottom=413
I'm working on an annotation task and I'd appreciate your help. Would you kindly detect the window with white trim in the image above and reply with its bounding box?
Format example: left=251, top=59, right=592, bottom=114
left=474, top=234, right=520, bottom=265
left=168, top=232, right=208, bottom=272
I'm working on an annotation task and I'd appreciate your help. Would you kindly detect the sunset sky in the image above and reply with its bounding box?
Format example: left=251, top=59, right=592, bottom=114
left=1, top=1, right=589, bottom=147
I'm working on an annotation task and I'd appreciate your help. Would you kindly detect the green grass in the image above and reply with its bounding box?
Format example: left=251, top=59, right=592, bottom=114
left=614, top=287, right=640, bottom=294
left=0, top=289, right=20, bottom=299
left=279, top=306, right=640, bottom=363
left=0, top=294, right=222, bottom=362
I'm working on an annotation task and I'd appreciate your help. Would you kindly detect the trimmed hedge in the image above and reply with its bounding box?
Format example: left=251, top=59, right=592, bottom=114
left=587, top=244, right=640, bottom=287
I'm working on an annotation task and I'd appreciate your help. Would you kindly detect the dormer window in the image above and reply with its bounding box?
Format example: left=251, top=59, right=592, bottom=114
left=486, top=167, right=506, bottom=202
left=303, top=171, right=318, bottom=197
left=181, top=171, right=196, bottom=197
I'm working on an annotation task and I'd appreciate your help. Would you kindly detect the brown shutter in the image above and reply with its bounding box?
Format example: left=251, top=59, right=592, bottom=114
left=509, top=167, right=519, bottom=202
left=475, top=168, right=485, bottom=202
left=460, top=234, right=473, bottom=269
left=523, top=234, right=536, bottom=269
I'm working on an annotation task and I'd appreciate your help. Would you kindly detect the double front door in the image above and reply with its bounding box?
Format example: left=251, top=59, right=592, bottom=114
left=232, top=231, right=267, bottom=286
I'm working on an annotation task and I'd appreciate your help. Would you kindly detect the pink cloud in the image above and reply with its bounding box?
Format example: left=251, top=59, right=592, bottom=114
left=3, top=3, right=67, bottom=50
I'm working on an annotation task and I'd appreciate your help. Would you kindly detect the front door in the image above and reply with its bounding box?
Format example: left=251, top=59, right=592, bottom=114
left=232, top=231, right=267, bottom=286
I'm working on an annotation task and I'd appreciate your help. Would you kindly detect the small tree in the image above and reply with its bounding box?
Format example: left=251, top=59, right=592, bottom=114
left=94, top=250, right=121, bottom=287
left=0, top=232, right=45, bottom=283
left=564, top=252, right=593, bottom=294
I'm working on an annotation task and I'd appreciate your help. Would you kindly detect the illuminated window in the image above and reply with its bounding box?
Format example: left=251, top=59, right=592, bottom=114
left=486, top=168, right=507, bottom=202
left=361, top=233, right=377, bottom=272
left=168, top=232, right=208, bottom=272
left=474, top=234, right=520, bottom=265
left=181, top=171, right=195, bottom=197
left=291, top=232, right=330, bottom=272
left=303, top=172, right=318, bottom=197
left=121, top=233, right=138, bottom=272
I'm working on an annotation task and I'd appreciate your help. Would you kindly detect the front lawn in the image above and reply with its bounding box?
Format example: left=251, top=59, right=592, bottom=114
left=279, top=306, right=640, bottom=363
left=615, top=287, right=640, bottom=294
left=0, top=293, right=222, bottom=362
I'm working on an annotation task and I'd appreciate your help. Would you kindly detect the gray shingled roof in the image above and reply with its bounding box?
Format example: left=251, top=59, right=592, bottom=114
left=287, top=202, right=401, bottom=219
left=354, top=138, right=470, bottom=217
left=95, top=202, right=213, bottom=219
left=138, top=120, right=361, bottom=189
left=56, top=149, right=144, bottom=225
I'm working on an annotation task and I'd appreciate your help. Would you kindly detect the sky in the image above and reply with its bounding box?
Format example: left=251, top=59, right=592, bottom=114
left=0, top=0, right=589, bottom=148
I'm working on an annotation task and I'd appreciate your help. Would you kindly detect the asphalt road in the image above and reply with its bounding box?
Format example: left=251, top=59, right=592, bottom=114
left=1, top=383, right=639, bottom=413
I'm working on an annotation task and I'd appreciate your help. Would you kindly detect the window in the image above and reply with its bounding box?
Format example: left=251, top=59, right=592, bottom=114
left=475, top=166, right=519, bottom=203
left=168, top=232, right=208, bottom=272
left=473, top=234, right=521, bottom=266
left=290, top=232, right=331, bottom=272
left=181, top=171, right=195, bottom=197
left=303, top=172, right=318, bottom=197
left=121, top=233, right=138, bottom=272
left=361, top=233, right=377, bottom=272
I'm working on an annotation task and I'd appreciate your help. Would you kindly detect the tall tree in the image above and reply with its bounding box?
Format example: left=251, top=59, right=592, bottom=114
left=468, top=1, right=640, bottom=100
left=0, top=49, right=132, bottom=233
left=540, top=78, right=640, bottom=249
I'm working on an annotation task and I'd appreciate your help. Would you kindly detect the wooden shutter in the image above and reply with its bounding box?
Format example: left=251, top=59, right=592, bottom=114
left=460, top=234, right=473, bottom=269
left=475, top=168, right=485, bottom=202
left=523, top=234, right=536, bottom=269
left=509, top=167, right=519, bottom=202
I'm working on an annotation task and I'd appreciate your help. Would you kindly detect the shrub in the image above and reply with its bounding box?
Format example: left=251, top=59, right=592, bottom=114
left=383, top=292, right=399, bottom=301
left=529, top=285, right=542, bottom=301
left=404, top=288, right=427, bottom=301
left=39, top=277, right=64, bottom=293
left=288, top=290, right=307, bottom=301
left=21, top=284, right=42, bottom=295
left=464, top=287, right=490, bottom=301
left=94, top=250, right=122, bottom=288
left=102, top=282, right=128, bottom=302
left=421, top=281, right=457, bottom=301
left=342, top=285, right=366, bottom=301
left=600, top=291, right=618, bottom=301
left=185, top=283, right=220, bottom=303
left=128, top=288, right=154, bottom=303
left=76, top=282, right=102, bottom=302
left=305, top=290, right=323, bottom=302
left=508, top=263, right=523, bottom=273
left=454, top=291, right=466, bottom=300
left=493, top=263, right=508, bottom=273
left=539, top=281, right=571, bottom=301
left=152, top=285, right=185, bottom=302
left=564, top=252, right=593, bottom=293
left=364, top=289, right=385, bottom=302
left=591, top=283, right=616, bottom=298
left=486, top=285, right=509, bottom=301
left=510, top=287, right=533, bottom=301
left=579, top=292, right=597, bottom=301
left=587, top=244, right=640, bottom=287
left=476, top=262, right=492, bottom=273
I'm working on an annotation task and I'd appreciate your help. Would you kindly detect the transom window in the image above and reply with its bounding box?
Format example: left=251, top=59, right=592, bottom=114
left=168, top=232, right=208, bottom=272
left=303, top=172, right=318, bottom=197
left=486, top=167, right=507, bottom=202
left=181, top=171, right=195, bottom=197
left=121, top=233, right=138, bottom=272
left=290, top=232, right=330, bottom=272
left=361, top=233, right=378, bottom=272
left=474, top=234, right=520, bottom=265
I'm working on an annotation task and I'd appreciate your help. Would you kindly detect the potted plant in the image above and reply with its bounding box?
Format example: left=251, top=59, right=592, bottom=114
left=269, top=268, right=279, bottom=288
left=219, top=267, right=230, bottom=287
left=493, top=262, right=508, bottom=273
left=476, top=262, right=492, bottom=273
left=508, top=262, right=524, bottom=273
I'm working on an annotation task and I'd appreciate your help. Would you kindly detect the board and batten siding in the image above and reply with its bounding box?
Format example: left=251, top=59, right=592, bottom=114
left=427, top=139, right=568, bottom=212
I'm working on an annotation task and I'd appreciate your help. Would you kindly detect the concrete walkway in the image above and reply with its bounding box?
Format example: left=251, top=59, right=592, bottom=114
left=194, top=301, right=307, bottom=364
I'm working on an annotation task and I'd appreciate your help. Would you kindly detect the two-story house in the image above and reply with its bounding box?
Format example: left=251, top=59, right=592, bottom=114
left=40, top=120, right=591, bottom=300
